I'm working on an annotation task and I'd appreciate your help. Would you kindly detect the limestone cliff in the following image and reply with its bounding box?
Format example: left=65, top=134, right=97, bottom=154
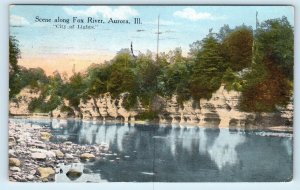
left=10, top=88, right=41, bottom=115
left=9, top=85, right=293, bottom=129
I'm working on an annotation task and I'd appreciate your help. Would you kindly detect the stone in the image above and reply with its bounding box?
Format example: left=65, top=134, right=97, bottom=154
left=46, top=151, right=56, bottom=158
left=10, top=166, right=21, bottom=172
left=8, top=150, right=16, bottom=157
left=64, top=141, right=73, bottom=145
left=52, top=150, right=64, bottom=158
left=31, top=152, right=47, bottom=160
left=30, top=148, right=55, bottom=159
left=9, top=137, right=16, bottom=146
left=37, top=167, right=55, bottom=179
left=9, top=158, right=21, bottom=167
left=66, top=168, right=82, bottom=180
left=40, top=132, right=52, bottom=141
left=73, top=158, right=80, bottom=163
left=42, top=178, right=49, bottom=182
left=83, top=168, right=93, bottom=174
left=29, top=141, right=47, bottom=149
left=65, top=153, right=74, bottom=159
left=80, top=153, right=96, bottom=161
left=26, top=175, right=34, bottom=181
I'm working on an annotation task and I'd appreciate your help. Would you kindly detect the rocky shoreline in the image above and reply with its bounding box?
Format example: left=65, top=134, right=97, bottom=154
left=8, top=121, right=110, bottom=182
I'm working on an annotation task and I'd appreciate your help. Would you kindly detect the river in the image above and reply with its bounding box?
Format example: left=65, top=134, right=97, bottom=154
left=10, top=118, right=293, bottom=182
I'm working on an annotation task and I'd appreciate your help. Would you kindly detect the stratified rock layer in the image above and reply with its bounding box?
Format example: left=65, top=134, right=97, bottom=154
left=9, top=85, right=293, bottom=129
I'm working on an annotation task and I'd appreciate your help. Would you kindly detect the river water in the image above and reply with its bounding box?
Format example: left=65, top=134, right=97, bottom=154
left=10, top=118, right=293, bottom=182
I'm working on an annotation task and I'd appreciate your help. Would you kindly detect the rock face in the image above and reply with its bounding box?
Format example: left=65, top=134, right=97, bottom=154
left=9, top=88, right=41, bottom=115
left=78, top=92, right=143, bottom=122
left=9, top=85, right=293, bottom=129
left=158, top=84, right=292, bottom=129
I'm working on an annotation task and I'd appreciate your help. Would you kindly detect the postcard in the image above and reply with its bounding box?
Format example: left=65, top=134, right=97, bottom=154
left=8, top=5, right=293, bottom=182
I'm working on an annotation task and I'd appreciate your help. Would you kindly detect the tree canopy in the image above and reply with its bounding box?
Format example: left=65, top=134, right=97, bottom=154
left=9, top=16, right=294, bottom=115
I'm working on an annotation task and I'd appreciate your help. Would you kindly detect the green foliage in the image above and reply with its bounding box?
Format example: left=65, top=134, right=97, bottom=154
left=135, top=52, right=161, bottom=107
left=190, top=34, right=228, bottom=99
left=63, top=73, right=86, bottom=107
left=28, top=95, right=62, bottom=113
left=255, top=16, right=294, bottom=79
left=20, top=67, right=49, bottom=88
left=60, top=105, right=74, bottom=114
left=240, top=17, right=294, bottom=112
left=221, top=26, right=253, bottom=71
left=135, top=110, right=159, bottom=121
left=9, top=36, right=21, bottom=99
left=10, top=17, right=294, bottom=115
left=240, top=65, right=292, bottom=112
left=157, top=58, right=192, bottom=104
left=84, top=64, right=110, bottom=98
left=222, top=68, right=243, bottom=91
left=108, top=67, right=138, bottom=98
left=216, top=24, right=233, bottom=41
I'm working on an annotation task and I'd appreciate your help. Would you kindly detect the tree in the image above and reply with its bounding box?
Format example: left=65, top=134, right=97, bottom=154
left=190, top=34, right=228, bottom=99
left=222, top=67, right=242, bottom=91
left=240, top=17, right=294, bottom=112
left=135, top=53, right=161, bottom=106
left=84, top=64, right=110, bottom=98
left=157, top=50, right=191, bottom=105
left=240, top=61, right=291, bottom=112
left=217, top=24, right=233, bottom=41
left=222, top=26, right=253, bottom=71
left=9, top=36, right=21, bottom=99
left=255, top=16, right=293, bottom=79
left=64, top=73, right=86, bottom=107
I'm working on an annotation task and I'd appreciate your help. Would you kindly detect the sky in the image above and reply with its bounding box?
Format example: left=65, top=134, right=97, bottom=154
left=9, top=5, right=294, bottom=75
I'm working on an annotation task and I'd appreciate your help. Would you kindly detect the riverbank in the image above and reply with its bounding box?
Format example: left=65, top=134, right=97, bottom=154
left=8, top=121, right=110, bottom=182
left=10, top=115, right=294, bottom=133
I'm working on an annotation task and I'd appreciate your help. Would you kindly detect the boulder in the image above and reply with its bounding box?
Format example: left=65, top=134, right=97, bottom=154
left=64, top=141, right=73, bottom=146
left=8, top=137, right=16, bottom=146
left=52, top=150, right=64, bottom=158
left=29, top=141, right=47, bottom=149
left=46, top=151, right=56, bottom=158
left=80, top=153, right=95, bottom=161
left=65, top=153, right=74, bottom=159
left=26, top=175, right=34, bottom=181
left=10, top=166, right=21, bottom=172
left=31, top=152, right=46, bottom=160
left=9, top=158, right=21, bottom=167
left=30, top=149, right=55, bottom=158
left=8, top=150, right=16, bottom=157
left=40, top=132, right=52, bottom=141
left=66, top=168, right=82, bottom=180
left=37, top=167, right=55, bottom=179
left=83, top=168, right=93, bottom=174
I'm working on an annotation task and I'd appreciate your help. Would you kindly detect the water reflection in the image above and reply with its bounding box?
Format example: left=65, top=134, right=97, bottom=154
left=10, top=118, right=293, bottom=182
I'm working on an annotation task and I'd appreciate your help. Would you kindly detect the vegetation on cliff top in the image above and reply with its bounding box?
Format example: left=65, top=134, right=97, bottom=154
left=9, top=17, right=293, bottom=114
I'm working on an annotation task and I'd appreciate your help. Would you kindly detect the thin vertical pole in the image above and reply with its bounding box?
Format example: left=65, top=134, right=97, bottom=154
left=252, top=11, right=258, bottom=64
left=156, top=15, right=160, bottom=62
